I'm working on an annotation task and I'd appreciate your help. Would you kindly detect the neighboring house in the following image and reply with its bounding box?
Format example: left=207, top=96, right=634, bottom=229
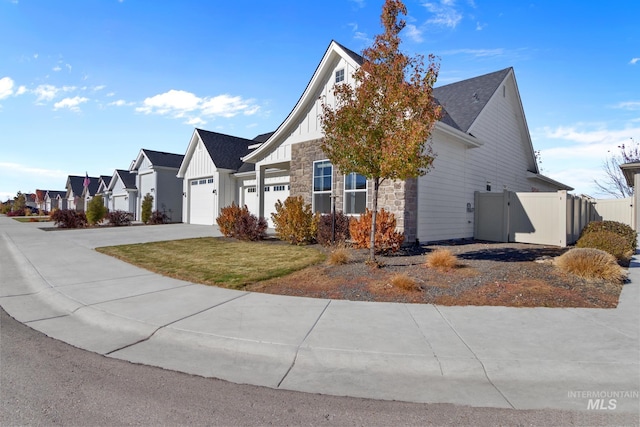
left=34, top=190, right=47, bottom=212
left=65, top=175, right=99, bottom=211
left=107, top=169, right=138, bottom=215
left=240, top=40, right=572, bottom=243
left=44, top=190, right=66, bottom=211
left=24, top=193, right=38, bottom=210
left=130, top=149, right=185, bottom=223
left=81, top=177, right=101, bottom=211
left=95, top=175, right=112, bottom=209
left=177, top=129, right=286, bottom=225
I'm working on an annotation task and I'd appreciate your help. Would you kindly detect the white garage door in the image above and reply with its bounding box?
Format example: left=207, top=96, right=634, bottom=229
left=189, top=178, right=216, bottom=225
left=243, top=186, right=258, bottom=217
left=264, top=183, right=289, bottom=226
left=113, top=195, right=128, bottom=212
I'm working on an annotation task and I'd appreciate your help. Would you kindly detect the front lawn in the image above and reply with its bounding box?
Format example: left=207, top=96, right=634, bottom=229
left=96, top=237, right=326, bottom=290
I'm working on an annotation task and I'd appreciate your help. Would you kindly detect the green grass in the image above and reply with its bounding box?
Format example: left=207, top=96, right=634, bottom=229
left=96, top=237, right=326, bottom=290
left=12, top=217, right=51, bottom=222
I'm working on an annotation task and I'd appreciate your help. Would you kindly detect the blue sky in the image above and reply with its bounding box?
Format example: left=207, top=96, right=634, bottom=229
left=1, top=0, right=638, bottom=202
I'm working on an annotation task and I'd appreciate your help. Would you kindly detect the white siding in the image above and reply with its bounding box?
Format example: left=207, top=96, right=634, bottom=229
left=184, top=139, right=216, bottom=179
left=417, top=133, right=474, bottom=242
left=138, top=172, right=155, bottom=220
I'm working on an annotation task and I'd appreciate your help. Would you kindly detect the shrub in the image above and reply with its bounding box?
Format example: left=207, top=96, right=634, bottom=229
left=24, top=208, right=32, bottom=216
left=389, top=273, right=419, bottom=291
left=141, top=193, right=153, bottom=224
left=555, top=248, right=626, bottom=284
left=316, top=212, right=350, bottom=246
left=425, top=248, right=458, bottom=271
left=576, top=230, right=633, bottom=264
left=349, top=208, right=404, bottom=254
left=580, top=220, right=637, bottom=255
left=149, top=210, right=169, bottom=225
left=216, top=203, right=267, bottom=241
left=51, top=209, right=88, bottom=228
left=86, top=195, right=108, bottom=225
left=271, top=196, right=319, bottom=245
left=107, top=210, right=133, bottom=227
left=6, top=208, right=25, bottom=217
left=0, top=204, right=11, bottom=214
left=49, top=207, right=59, bottom=219
left=328, top=245, right=350, bottom=265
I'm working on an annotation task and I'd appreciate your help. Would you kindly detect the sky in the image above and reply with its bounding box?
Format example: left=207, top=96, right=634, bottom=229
left=1, top=0, right=638, bottom=202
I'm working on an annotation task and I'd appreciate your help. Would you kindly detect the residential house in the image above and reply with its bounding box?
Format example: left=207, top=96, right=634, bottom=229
left=95, top=175, right=112, bottom=209
left=240, top=40, right=572, bottom=243
left=130, top=149, right=185, bottom=222
left=81, top=177, right=101, bottom=211
left=44, top=190, right=66, bottom=211
left=107, top=169, right=137, bottom=215
left=65, top=175, right=99, bottom=211
left=177, top=129, right=263, bottom=225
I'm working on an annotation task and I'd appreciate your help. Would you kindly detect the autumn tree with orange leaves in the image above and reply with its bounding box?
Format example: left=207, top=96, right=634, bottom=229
left=320, top=0, right=442, bottom=262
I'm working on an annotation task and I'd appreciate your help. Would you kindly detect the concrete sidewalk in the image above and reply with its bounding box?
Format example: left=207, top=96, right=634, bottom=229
left=1, top=216, right=638, bottom=414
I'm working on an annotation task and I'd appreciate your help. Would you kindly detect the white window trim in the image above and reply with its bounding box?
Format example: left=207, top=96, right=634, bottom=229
left=343, top=172, right=367, bottom=215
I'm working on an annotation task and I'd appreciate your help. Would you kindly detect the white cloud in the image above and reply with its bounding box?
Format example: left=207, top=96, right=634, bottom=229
left=16, top=85, right=27, bottom=95
left=476, top=21, right=486, bottom=30
left=92, top=85, right=106, bottom=92
left=0, top=162, right=67, bottom=178
left=423, top=0, right=463, bottom=29
left=186, top=117, right=206, bottom=126
left=108, top=99, right=133, bottom=107
left=53, top=96, right=89, bottom=112
left=348, top=0, right=365, bottom=8
left=53, top=65, right=62, bottom=72
left=136, top=89, right=260, bottom=121
left=613, top=101, right=640, bottom=111
left=404, top=24, right=424, bottom=42
left=441, top=48, right=505, bottom=57
left=630, top=58, right=640, bottom=65
left=0, top=77, right=15, bottom=99
left=33, top=84, right=59, bottom=102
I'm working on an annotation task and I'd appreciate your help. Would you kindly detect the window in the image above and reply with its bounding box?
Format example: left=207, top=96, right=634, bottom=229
left=199, top=179, right=206, bottom=185
left=264, top=186, right=270, bottom=192
left=247, top=187, right=256, bottom=193
left=207, top=178, right=214, bottom=184
left=273, top=185, right=286, bottom=192
left=344, top=172, right=367, bottom=214
left=313, top=160, right=332, bottom=214
left=335, top=69, right=344, bottom=83
left=191, top=180, right=198, bottom=186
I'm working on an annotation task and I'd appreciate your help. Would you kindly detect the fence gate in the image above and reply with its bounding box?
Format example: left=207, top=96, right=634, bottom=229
left=474, top=191, right=595, bottom=247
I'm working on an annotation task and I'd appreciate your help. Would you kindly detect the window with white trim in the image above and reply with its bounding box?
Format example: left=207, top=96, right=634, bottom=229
left=247, top=187, right=256, bottom=193
left=313, top=160, right=332, bottom=214
left=273, top=185, right=286, bottom=192
left=199, top=179, right=206, bottom=185
left=207, top=178, right=214, bottom=184
left=344, top=172, right=367, bottom=214
left=335, top=69, right=345, bottom=83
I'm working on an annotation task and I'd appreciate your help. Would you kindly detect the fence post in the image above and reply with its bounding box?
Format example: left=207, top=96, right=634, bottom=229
left=558, top=190, right=568, bottom=247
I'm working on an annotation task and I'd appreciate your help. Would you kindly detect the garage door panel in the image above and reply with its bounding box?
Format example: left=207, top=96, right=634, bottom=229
left=189, top=178, right=215, bottom=225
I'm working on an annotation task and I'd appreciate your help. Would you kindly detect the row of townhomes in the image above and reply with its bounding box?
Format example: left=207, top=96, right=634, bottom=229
left=39, top=40, right=573, bottom=243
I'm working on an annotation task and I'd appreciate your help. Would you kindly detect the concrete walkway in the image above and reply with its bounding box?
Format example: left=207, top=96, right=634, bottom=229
left=1, top=216, right=638, bottom=414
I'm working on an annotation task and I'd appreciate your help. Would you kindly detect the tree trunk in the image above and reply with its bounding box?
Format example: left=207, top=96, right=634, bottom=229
left=369, top=177, right=380, bottom=263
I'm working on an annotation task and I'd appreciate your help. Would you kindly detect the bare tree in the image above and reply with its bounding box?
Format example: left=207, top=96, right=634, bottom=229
left=594, top=138, right=640, bottom=198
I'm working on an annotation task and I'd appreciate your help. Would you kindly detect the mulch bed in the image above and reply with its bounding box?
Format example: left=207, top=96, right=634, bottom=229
left=246, top=240, right=626, bottom=308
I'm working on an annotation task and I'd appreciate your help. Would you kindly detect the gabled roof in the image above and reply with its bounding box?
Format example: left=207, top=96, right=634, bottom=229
left=132, top=149, right=185, bottom=171
left=433, top=68, right=512, bottom=133
left=243, top=40, right=362, bottom=163
left=108, top=169, right=137, bottom=191
left=178, top=129, right=254, bottom=177
left=66, top=175, right=99, bottom=197
left=145, top=149, right=184, bottom=168
left=45, top=190, right=66, bottom=199
left=100, top=175, right=112, bottom=185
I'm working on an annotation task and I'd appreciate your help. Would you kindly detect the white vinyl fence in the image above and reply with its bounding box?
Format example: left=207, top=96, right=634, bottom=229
left=473, top=190, right=636, bottom=247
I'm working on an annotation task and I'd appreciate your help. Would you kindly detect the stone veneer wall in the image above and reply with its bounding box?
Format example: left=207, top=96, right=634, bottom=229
left=290, top=138, right=416, bottom=242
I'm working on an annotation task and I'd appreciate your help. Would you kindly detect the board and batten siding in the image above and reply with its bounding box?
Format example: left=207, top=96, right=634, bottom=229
left=182, top=138, right=217, bottom=223
left=257, top=57, right=357, bottom=168
left=156, top=170, right=183, bottom=222
left=417, top=131, right=474, bottom=242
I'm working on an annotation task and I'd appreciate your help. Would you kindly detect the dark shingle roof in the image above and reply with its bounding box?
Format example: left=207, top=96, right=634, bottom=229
left=116, top=170, right=137, bottom=190
left=67, top=175, right=99, bottom=196
left=334, top=40, right=364, bottom=65
left=433, top=68, right=512, bottom=133
left=45, top=190, right=66, bottom=199
left=252, top=132, right=275, bottom=143
left=196, top=129, right=254, bottom=171
left=141, top=149, right=185, bottom=169
left=99, top=175, right=112, bottom=187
